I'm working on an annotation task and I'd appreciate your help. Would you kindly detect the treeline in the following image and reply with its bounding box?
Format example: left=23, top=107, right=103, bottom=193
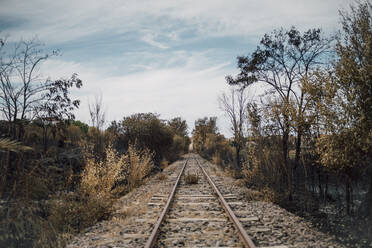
left=108, top=114, right=190, bottom=166
left=193, top=1, right=372, bottom=217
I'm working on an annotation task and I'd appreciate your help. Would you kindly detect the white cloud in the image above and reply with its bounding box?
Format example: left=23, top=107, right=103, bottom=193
left=41, top=54, right=235, bottom=135
left=1, top=0, right=351, bottom=44
left=141, top=32, right=169, bottom=49
left=1, top=0, right=352, bottom=136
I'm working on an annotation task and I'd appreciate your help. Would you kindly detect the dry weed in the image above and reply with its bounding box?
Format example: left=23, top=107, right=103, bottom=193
left=242, top=188, right=265, bottom=201
left=157, top=173, right=168, bottom=181
left=39, top=145, right=154, bottom=247
left=160, top=159, right=169, bottom=170
left=185, top=172, right=199, bottom=184
left=215, top=171, right=223, bottom=177
left=80, top=145, right=128, bottom=198
left=127, top=145, right=153, bottom=190
left=212, top=153, right=222, bottom=166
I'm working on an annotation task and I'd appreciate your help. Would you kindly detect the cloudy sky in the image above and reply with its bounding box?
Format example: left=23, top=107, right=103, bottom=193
left=0, top=0, right=351, bottom=135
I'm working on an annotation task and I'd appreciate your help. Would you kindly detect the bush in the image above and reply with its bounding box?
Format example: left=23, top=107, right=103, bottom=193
left=0, top=202, right=47, bottom=248
left=185, top=172, right=199, bottom=184
left=242, top=138, right=289, bottom=203
left=37, top=145, right=153, bottom=247
left=157, top=173, right=168, bottom=181
left=65, top=125, right=83, bottom=145
left=126, top=145, right=154, bottom=191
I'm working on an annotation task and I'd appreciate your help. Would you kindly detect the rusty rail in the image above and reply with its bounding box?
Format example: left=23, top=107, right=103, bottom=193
left=144, top=158, right=188, bottom=248
left=195, top=157, right=257, bottom=248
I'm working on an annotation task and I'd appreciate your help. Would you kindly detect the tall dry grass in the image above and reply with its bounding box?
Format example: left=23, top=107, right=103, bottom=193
left=242, top=141, right=290, bottom=203
left=80, top=145, right=127, bottom=197
left=126, top=145, right=153, bottom=191
left=44, top=144, right=153, bottom=246
left=0, top=144, right=155, bottom=248
left=0, top=139, right=155, bottom=247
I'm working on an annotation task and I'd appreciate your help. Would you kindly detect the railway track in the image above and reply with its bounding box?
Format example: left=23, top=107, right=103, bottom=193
left=67, top=153, right=346, bottom=248
left=144, top=154, right=257, bottom=248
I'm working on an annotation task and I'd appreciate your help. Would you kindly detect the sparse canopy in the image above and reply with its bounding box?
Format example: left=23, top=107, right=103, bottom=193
left=226, top=26, right=333, bottom=184
left=0, top=38, right=82, bottom=139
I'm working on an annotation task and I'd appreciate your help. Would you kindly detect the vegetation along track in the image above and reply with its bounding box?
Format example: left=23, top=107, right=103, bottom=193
left=67, top=153, right=345, bottom=247
left=145, top=154, right=257, bottom=248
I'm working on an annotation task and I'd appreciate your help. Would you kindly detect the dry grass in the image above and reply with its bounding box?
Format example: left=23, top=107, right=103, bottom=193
left=166, top=165, right=177, bottom=173
left=0, top=201, right=47, bottom=248
left=215, top=171, right=223, bottom=177
left=126, top=145, right=153, bottom=191
left=37, top=145, right=154, bottom=247
left=242, top=144, right=289, bottom=204
left=226, top=168, right=243, bottom=179
left=211, top=166, right=217, bottom=173
left=0, top=138, right=33, bottom=153
left=160, top=159, right=169, bottom=170
left=112, top=205, right=138, bottom=222
left=242, top=188, right=265, bottom=201
left=80, top=146, right=128, bottom=198
left=212, top=153, right=222, bottom=166
left=0, top=139, right=154, bottom=248
left=185, top=172, right=199, bottom=184
left=157, top=173, right=168, bottom=181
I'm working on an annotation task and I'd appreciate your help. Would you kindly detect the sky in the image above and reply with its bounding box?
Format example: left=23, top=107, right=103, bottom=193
left=0, top=0, right=351, bottom=136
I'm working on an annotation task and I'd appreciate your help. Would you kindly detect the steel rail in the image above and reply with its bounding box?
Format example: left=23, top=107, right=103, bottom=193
left=195, top=157, right=257, bottom=248
left=144, top=158, right=188, bottom=248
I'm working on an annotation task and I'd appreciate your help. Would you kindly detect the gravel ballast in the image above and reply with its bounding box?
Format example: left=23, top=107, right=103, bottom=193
left=67, top=154, right=347, bottom=248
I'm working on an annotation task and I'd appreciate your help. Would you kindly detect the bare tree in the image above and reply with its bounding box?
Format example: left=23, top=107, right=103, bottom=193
left=219, top=88, right=248, bottom=168
left=0, top=38, right=58, bottom=138
left=89, top=94, right=106, bottom=131
left=88, top=94, right=106, bottom=157
left=34, top=74, right=82, bottom=152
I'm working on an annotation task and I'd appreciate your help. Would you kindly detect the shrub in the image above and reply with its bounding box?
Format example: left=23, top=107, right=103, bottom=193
left=185, top=172, right=199, bottom=184
left=39, top=145, right=154, bottom=246
left=0, top=201, right=47, bottom=248
left=80, top=146, right=127, bottom=197
left=126, top=145, right=154, bottom=191
left=242, top=140, right=289, bottom=203
left=157, top=173, right=168, bottom=181
left=66, top=125, right=83, bottom=145
left=160, top=159, right=169, bottom=170
left=212, top=152, right=222, bottom=166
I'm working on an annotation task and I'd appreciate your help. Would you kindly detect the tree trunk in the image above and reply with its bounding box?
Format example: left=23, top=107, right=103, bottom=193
left=11, top=120, right=17, bottom=139
left=325, top=173, right=329, bottom=202
left=294, top=131, right=302, bottom=170
left=346, top=176, right=351, bottom=215
left=360, top=171, right=372, bottom=216
left=236, top=145, right=241, bottom=169
left=318, top=169, right=323, bottom=199
left=0, top=151, right=10, bottom=198
left=282, top=129, right=289, bottom=169
left=18, top=121, right=25, bottom=141
left=311, top=167, right=315, bottom=193
left=282, top=127, right=292, bottom=200
left=293, top=131, right=302, bottom=190
left=43, top=126, right=48, bottom=153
